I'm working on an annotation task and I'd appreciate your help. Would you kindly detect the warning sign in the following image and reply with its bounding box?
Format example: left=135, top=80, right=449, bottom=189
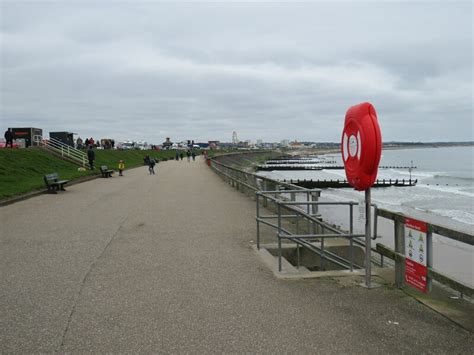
left=404, top=218, right=428, bottom=292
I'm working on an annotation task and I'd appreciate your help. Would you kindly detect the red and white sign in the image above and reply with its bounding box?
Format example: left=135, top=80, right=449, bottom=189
left=404, top=218, right=428, bottom=292
left=341, top=102, right=382, bottom=191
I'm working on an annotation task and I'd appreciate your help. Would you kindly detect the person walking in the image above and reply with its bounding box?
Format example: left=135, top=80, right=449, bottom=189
left=191, top=150, right=196, bottom=161
left=175, top=151, right=180, bottom=161
left=118, top=160, right=125, bottom=176
left=186, top=150, right=191, bottom=162
left=4, top=128, right=13, bottom=148
left=76, top=136, right=83, bottom=149
left=148, top=157, right=156, bottom=175
left=87, top=145, right=95, bottom=170
left=180, top=152, right=184, bottom=161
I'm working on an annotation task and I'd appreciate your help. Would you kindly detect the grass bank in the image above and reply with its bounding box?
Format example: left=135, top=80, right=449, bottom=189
left=0, top=148, right=192, bottom=199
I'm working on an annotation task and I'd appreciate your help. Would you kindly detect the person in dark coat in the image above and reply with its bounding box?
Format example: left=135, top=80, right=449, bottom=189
left=87, top=145, right=95, bottom=170
left=191, top=150, right=196, bottom=161
left=4, top=129, right=13, bottom=148
left=148, top=157, right=156, bottom=175
left=144, top=155, right=150, bottom=166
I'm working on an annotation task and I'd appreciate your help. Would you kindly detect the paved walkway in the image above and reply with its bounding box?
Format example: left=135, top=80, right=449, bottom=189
left=1, top=158, right=472, bottom=353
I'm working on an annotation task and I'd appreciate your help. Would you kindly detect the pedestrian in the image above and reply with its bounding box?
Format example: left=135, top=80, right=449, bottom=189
left=191, top=150, right=196, bottom=161
left=144, top=155, right=150, bottom=166
left=186, top=150, right=191, bottom=162
left=84, top=138, right=90, bottom=148
left=180, top=152, right=184, bottom=161
left=4, top=128, right=13, bottom=148
left=148, top=157, right=156, bottom=175
left=87, top=145, right=95, bottom=170
left=76, top=136, right=83, bottom=149
left=118, top=160, right=125, bottom=176
left=175, top=151, right=180, bottom=161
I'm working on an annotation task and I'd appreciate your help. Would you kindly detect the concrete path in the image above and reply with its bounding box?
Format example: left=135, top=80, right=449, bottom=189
left=1, top=157, right=472, bottom=353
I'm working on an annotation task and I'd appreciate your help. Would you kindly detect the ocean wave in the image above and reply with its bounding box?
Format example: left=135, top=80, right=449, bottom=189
left=418, top=184, right=474, bottom=198
left=382, top=169, right=437, bottom=179
left=433, top=174, right=474, bottom=181
left=430, top=209, right=474, bottom=225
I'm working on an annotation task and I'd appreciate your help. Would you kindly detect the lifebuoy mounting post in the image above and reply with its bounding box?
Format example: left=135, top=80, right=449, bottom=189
left=341, top=102, right=382, bottom=288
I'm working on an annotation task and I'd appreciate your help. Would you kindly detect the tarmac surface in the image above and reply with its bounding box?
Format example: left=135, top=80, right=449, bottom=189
left=1, top=157, right=473, bottom=353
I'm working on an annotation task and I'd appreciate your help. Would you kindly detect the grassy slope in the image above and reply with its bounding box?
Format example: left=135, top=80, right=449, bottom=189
left=0, top=148, right=190, bottom=199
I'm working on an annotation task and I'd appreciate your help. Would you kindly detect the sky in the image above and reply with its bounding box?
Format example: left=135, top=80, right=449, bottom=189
left=1, top=1, right=472, bottom=144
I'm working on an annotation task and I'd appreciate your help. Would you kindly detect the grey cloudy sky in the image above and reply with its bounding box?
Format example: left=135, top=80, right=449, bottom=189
left=1, top=1, right=472, bottom=143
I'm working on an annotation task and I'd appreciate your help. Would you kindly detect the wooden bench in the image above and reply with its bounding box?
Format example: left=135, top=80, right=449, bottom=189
left=100, top=165, right=114, bottom=178
left=44, top=173, right=70, bottom=193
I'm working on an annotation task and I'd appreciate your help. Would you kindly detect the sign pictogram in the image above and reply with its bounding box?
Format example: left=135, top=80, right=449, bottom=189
left=404, top=218, right=428, bottom=293
left=341, top=102, right=382, bottom=191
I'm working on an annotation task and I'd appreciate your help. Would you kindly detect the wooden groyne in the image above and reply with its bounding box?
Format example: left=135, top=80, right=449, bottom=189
left=283, top=178, right=417, bottom=188
left=258, top=164, right=417, bottom=171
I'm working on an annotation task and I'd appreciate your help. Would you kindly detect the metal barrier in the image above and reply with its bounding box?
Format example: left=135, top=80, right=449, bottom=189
left=210, top=156, right=375, bottom=274
left=256, top=190, right=366, bottom=272
left=34, top=136, right=87, bottom=167
left=375, top=208, right=473, bottom=297
left=210, top=153, right=473, bottom=296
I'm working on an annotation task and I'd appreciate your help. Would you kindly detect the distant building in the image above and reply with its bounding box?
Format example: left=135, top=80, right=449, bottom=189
left=9, top=127, right=43, bottom=147
left=232, top=131, right=238, bottom=145
left=162, top=137, right=173, bottom=150
left=208, top=140, right=220, bottom=149
left=50, top=131, right=75, bottom=147
left=289, top=140, right=304, bottom=149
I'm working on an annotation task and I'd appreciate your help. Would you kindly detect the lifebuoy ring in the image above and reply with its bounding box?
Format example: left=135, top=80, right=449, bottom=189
left=341, top=102, right=382, bottom=191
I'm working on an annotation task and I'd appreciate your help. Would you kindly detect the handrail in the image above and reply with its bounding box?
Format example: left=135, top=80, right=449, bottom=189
left=209, top=152, right=473, bottom=296
left=376, top=208, right=473, bottom=246
left=374, top=208, right=473, bottom=297
left=35, top=136, right=87, bottom=167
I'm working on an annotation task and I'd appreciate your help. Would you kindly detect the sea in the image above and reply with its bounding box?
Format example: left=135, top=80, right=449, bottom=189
left=257, top=146, right=474, bottom=286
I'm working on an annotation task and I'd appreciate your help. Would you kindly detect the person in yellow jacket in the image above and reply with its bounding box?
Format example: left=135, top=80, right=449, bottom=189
left=118, top=160, right=125, bottom=176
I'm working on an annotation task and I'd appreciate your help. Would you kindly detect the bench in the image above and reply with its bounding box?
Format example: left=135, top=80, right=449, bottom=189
left=100, top=165, right=114, bottom=178
left=44, top=173, right=69, bottom=193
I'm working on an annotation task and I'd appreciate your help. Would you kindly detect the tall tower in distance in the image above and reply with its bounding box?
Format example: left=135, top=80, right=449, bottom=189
left=232, top=131, right=238, bottom=145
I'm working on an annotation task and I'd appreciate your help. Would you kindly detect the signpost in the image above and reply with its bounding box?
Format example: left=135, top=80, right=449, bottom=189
left=341, top=102, right=382, bottom=288
left=404, top=218, right=431, bottom=293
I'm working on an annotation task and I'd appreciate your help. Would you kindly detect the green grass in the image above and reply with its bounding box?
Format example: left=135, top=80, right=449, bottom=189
left=0, top=148, right=197, bottom=199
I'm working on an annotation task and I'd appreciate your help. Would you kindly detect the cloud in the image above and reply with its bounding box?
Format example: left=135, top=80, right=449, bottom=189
left=0, top=1, right=472, bottom=143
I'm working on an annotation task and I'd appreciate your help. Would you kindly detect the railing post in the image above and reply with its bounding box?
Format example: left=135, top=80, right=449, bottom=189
left=306, top=192, right=311, bottom=235
left=394, top=219, right=405, bottom=288
left=427, top=231, right=433, bottom=292
left=256, top=193, right=260, bottom=250
left=278, top=203, right=282, bottom=272
left=296, top=212, right=300, bottom=269
left=364, top=188, right=372, bottom=288
left=349, top=204, right=354, bottom=272
left=311, top=191, right=320, bottom=234
left=263, top=180, right=268, bottom=207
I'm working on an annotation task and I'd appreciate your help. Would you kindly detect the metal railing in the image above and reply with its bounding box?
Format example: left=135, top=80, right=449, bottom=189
left=256, top=190, right=367, bottom=272
left=210, top=156, right=375, bottom=274
left=34, top=136, right=87, bottom=167
left=374, top=208, right=473, bottom=297
left=210, top=153, right=473, bottom=297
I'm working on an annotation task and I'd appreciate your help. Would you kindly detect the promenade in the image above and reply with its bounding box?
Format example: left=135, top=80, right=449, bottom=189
left=1, top=158, right=472, bottom=353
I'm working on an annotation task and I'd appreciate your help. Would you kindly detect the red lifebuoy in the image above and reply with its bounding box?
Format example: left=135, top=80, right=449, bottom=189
left=341, top=102, right=382, bottom=191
